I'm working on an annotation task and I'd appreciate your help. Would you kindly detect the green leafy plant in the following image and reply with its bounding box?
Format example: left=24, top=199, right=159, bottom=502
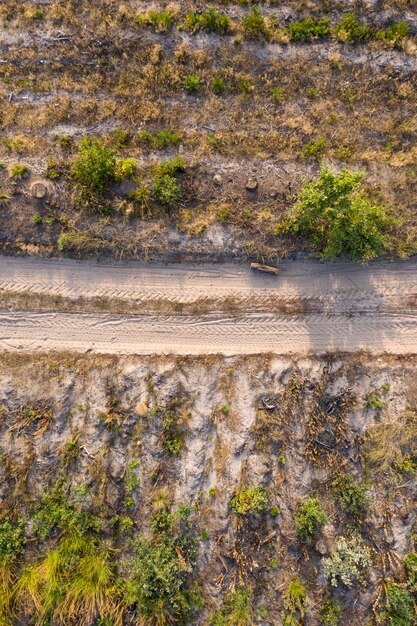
left=287, top=17, right=330, bottom=41
left=139, top=130, right=180, bottom=149
left=153, top=174, right=180, bottom=210
left=125, top=508, right=197, bottom=625
left=381, top=583, right=416, bottom=625
left=209, top=587, right=253, bottom=625
left=295, top=498, right=328, bottom=544
left=115, top=157, right=137, bottom=180
left=72, top=137, right=115, bottom=192
left=376, top=22, right=409, bottom=45
left=241, top=7, right=267, bottom=38
left=136, top=10, right=177, bottom=32
left=184, top=9, right=230, bottom=33
left=334, top=14, right=369, bottom=43
left=45, top=158, right=61, bottom=180
left=0, top=519, right=26, bottom=566
left=212, top=76, right=225, bottom=95
left=272, top=86, right=285, bottom=103
left=230, top=485, right=268, bottom=516
left=322, top=535, right=372, bottom=587
left=284, top=167, right=395, bottom=261
left=184, top=74, right=201, bottom=93
left=302, top=136, right=326, bottom=160
left=320, top=599, right=342, bottom=625
left=282, top=576, right=308, bottom=626
left=332, top=473, right=369, bottom=517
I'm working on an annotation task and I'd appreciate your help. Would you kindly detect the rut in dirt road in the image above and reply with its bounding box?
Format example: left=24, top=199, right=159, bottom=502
left=1, top=255, right=417, bottom=354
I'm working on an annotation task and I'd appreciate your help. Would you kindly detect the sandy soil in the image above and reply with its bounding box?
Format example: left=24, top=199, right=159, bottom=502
left=1, top=255, right=417, bottom=354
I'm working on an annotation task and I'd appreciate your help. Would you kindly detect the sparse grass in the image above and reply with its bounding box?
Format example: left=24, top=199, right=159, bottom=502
left=282, top=576, right=307, bottom=626
left=364, top=411, right=417, bottom=475
left=209, top=587, right=253, bottom=626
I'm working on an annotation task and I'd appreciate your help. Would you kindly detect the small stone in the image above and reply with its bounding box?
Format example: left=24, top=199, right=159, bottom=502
left=269, top=189, right=278, bottom=198
left=245, top=178, right=258, bottom=191
left=213, top=174, right=222, bottom=186
left=135, top=401, right=148, bottom=417
left=30, top=181, right=47, bottom=198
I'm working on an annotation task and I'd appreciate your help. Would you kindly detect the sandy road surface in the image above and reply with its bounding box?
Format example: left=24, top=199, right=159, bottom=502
left=1, top=255, right=417, bottom=354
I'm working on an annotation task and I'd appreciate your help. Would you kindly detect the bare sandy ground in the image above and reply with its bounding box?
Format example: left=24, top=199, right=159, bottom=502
left=1, top=255, right=417, bottom=354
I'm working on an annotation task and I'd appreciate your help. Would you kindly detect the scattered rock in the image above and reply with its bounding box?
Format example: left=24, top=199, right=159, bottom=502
left=213, top=174, right=222, bottom=186
left=245, top=178, right=258, bottom=191
left=315, top=539, right=329, bottom=555
left=30, top=181, right=47, bottom=198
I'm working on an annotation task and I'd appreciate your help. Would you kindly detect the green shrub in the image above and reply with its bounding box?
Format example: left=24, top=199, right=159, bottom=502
left=282, top=576, right=307, bottom=626
left=0, top=519, right=26, bottom=565
left=334, top=14, right=369, bottom=43
left=302, top=136, right=326, bottom=160
left=322, top=535, right=371, bottom=587
left=381, top=583, right=416, bottom=626
left=136, top=10, right=177, bottom=32
left=287, top=17, right=331, bottom=41
left=320, top=599, right=342, bottom=626
left=241, top=7, right=267, bottom=38
left=376, top=22, right=409, bottom=45
left=212, top=76, right=225, bottom=94
left=405, top=551, right=417, bottom=587
left=230, top=485, right=268, bottom=515
left=125, top=509, right=197, bottom=625
left=153, top=174, right=180, bottom=209
left=139, top=130, right=180, bottom=149
left=115, top=157, right=137, bottom=180
left=156, top=157, right=186, bottom=177
left=285, top=167, right=395, bottom=261
left=45, top=158, right=61, bottom=180
left=8, top=164, right=30, bottom=181
left=332, top=473, right=369, bottom=517
left=272, top=86, right=285, bottom=103
left=295, top=498, right=328, bottom=544
left=72, top=137, right=115, bottom=192
left=184, top=74, right=201, bottom=93
left=184, top=9, right=230, bottom=33
left=209, top=587, right=253, bottom=626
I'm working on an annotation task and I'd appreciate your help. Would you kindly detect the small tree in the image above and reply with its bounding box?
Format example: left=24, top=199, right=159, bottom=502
left=72, top=137, right=115, bottom=193
left=286, top=168, right=395, bottom=261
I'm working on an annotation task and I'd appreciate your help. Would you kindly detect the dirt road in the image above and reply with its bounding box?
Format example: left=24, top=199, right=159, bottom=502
left=1, top=255, right=417, bottom=354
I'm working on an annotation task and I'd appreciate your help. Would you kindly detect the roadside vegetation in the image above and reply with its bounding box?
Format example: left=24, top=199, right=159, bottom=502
left=0, top=0, right=415, bottom=261
left=0, top=353, right=416, bottom=625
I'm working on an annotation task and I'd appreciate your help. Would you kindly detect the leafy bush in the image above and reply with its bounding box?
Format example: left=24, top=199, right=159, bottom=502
left=322, top=536, right=371, bottom=587
left=285, top=168, right=395, bottom=261
left=139, top=130, right=180, bottom=149
left=376, top=22, right=409, bottom=45
left=332, top=473, right=369, bottom=517
left=295, top=498, right=328, bottom=544
left=212, top=76, right=225, bottom=95
left=302, top=136, right=326, bottom=160
left=381, top=583, right=416, bottom=626
left=153, top=174, right=180, bottom=209
left=156, top=157, right=186, bottom=177
left=282, top=576, right=307, bottom=626
left=72, top=137, right=115, bottom=192
left=0, top=519, right=26, bottom=565
left=184, top=74, right=201, bottom=93
left=230, top=485, right=268, bottom=515
left=8, top=164, right=30, bottom=181
left=320, top=599, right=342, bottom=626
left=125, top=509, right=197, bottom=625
left=209, top=588, right=253, bottom=626
left=184, top=9, right=230, bottom=33
left=287, top=17, right=331, bottom=41
left=405, top=551, right=417, bottom=587
left=241, top=7, right=267, bottom=38
left=136, top=10, right=177, bottom=32
left=115, top=158, right=137, bottom=180
left=334, top=14, right=369, bottom=43
left=45, top=158, right=61, bottom=180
